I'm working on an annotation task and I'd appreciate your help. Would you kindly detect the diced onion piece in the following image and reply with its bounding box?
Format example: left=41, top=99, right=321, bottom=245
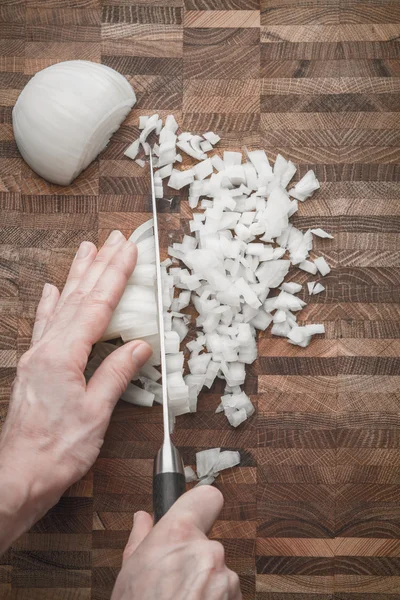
left=200, top=140, right=213, bottom=152
left=188, top=353, right=212, bottom=375
left=281, top=282, right=302, bottom=294
left=168, top=168, right=194, bottom=190
left=166, top=352, right=184, bottom=373
left=121, top=383, right=155, bottom=407
left=196, top=448, right=221, bottom=478
left=250, top=309, right=273, bottom=330
left=211, top=154, right=225, bottom=172
left=288, top=326, right=308, bottom=344
left=124, top=139, right=140, bottom=160
left=224, top=151, right=242, bottom=167
left=139, top=113, right=159, bottom=144
left=310, top=228, right=333, bottom=239
left=190, top=135, right=204, bottom=154
left=184, top=466, right=198, bottom=483
left=139, top=362, right=161, bottom=381
left=196, top=475, right=216, bottom=487
left=246, top=149, right=273, bottom=179
left=304, top=323, right=325, bottom=335
left=314, top=257, right=331, bottom=276
left=222, top=391, right=254, bottom=417
left=299, top=260, right=318, bottom=275
left=203, top=131, right=221, bottom=145
left=225, top=407, right=247, bottom=427
left=271, top=321, right=291, bottom=337
left=165, top=114, right=179, bottom=133
left=178, top=132, right=192, bottom=142
left=156, top=164, right=173, bottom=179
left=177, top=140, right=206, bottom=161
left=307, top=281, right=316, bottom=294
left=193, top=158, right=213, bottom=180
left=225, top=165, right=245, bottom=186
left=289, top=169, right=320, bottom=201
left=313, top=282, right=325, bottom=294
left=256, top=260, right=290, bottom=287
left=165, top=331, right=180, bottom=354
left=214, top=450, right=241, bottom=472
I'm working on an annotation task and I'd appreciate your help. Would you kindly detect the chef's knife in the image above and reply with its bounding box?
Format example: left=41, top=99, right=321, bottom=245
left=149, top=149, right=186, bottom=523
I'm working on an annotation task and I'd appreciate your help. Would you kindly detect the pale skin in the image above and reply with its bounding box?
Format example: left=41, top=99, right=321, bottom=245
left=0, top=230, right=242, bottom=600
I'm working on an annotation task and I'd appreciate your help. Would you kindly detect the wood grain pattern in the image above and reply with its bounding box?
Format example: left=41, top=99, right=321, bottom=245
left=0, top=1, right=399, bottom=599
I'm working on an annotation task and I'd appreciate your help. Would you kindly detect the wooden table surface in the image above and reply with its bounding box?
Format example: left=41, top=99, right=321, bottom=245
left=1, top=0, right=400, bottom=598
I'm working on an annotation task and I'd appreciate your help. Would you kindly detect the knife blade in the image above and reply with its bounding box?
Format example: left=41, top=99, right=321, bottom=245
left=149, top=149, right=186, bottom=523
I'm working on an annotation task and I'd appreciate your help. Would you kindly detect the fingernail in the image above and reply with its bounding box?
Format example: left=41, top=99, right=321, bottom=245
left=106, top=230, right=123, bottom=246
left=76, top=241, right=91, bottom=259
left=42, top=283, right=52, bottom=298
left=132, top=342, right=152, bottom=369
left=133, top=512, right=137, bottom=525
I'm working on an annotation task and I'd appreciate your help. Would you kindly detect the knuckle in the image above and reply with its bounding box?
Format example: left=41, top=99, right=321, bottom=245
left=17, top=351, right=32, bottom=373
left=66, top=288, right=87, bottom=306
left=228, top=568, right=240, bottom=587
left=109, top=366, right=129, bottom=397
left=167, top=516, right=198, bottom=544
left=107, top=261, right=123, bottom=273
left=109, top=261, right=131, bottom=284
left=193, top=539, right=212, bottom=558
left=107, top=260, right=131, bottom=284
left=65, top=274, right=81, bottom=285
left=122, top=545, right=133, bottom=562
left=17, top=344, right=61, bottom=375
left=209, top=540, right=225, bottom=565
left=88, top=287, right=115, bottom=312
left=93, top=253, right=110, bottom=266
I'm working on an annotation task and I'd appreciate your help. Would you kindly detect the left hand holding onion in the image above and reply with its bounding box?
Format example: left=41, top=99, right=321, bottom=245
left=0, top=231, right=152, bottom=553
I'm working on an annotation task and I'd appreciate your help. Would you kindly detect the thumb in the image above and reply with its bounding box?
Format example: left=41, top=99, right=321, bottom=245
left=86, top=340, right=152, bottom=409
left=123, top=511, right=153, bottom=562
left=157, top=485, right=224, bottom=538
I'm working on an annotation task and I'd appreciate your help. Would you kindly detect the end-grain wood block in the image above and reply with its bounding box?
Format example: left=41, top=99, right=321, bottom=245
left=0, top=0, right=398, bottom=598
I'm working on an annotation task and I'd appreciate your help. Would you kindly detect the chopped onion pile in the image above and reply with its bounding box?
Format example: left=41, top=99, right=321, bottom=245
left=184, top=448, right=241, bottom=486
left=85, top=113, right=333, bottom=429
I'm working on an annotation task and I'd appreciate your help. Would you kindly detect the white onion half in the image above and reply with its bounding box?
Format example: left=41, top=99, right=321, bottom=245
left=13, top=60, right=136, bottom=185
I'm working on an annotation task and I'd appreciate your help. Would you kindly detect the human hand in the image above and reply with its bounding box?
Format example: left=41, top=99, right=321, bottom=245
left=111, top=486, right=242, bottom=600
left=0, top=231, right=152, bottom=519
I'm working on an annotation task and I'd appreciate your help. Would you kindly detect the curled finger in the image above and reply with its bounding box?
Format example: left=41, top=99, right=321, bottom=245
left=74, top=239, right=137, bottom=345
left=153, top=485, right=224, bottom=551
left=56, top=240, right=97, bottom=312
left=72, top=230, right=127, bottom=300
left=52, top=231, right=129, bottom=336
left=123, top=511, right=153, bottom=563
left=86, top=340, right=152, bottom=412
left=31, top=283, right=60, bottom=346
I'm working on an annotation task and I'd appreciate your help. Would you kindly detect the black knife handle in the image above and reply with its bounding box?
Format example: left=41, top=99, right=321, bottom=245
left=153, top=471, right=186, bottom=523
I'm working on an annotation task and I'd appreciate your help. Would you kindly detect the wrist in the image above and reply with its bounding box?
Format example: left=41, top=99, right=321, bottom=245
left=0, top=447, right=62, bottom=552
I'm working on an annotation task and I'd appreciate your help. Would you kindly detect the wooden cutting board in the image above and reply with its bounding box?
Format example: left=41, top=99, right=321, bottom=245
left=1, top=0, right=400, bottom=598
